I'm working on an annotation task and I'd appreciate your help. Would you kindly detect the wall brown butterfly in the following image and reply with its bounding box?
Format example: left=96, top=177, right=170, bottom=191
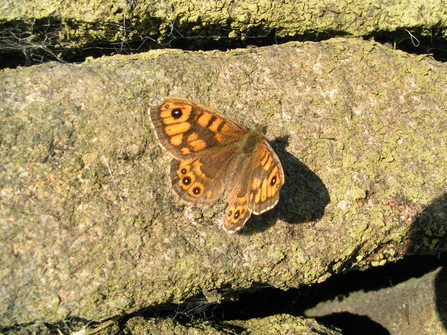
left=150, top=97, right=284, bottom=233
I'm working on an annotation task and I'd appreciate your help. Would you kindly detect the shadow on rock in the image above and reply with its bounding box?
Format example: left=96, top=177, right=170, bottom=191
left=409, top=192, right=447, bottom=332
left=315, top=312, right=391, bottom=335
left=239, top=135, right=330, bottom=234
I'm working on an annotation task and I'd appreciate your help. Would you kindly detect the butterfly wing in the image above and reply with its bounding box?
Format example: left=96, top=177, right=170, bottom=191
left=223, top=139, right=284, bottom=233
left=248, top=140, right=284, bottom=214
left=150, top=97, right=248, bottom=160
left=170, top=145, right=242, bottom=204
left=150, top=97, right=284, bottom=233
left=151, top=97, right=249, bottom=204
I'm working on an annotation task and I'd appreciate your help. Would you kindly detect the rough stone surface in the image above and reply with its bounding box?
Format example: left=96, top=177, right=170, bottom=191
left=1, top=0, right=446, bottom=50
left=120, top=314, right=343, bottom=335
left=226, top=314, right=343, bottom=334
left=306, top=266, right=447, bottom=335
left=1, top=38, right=446, bottom=330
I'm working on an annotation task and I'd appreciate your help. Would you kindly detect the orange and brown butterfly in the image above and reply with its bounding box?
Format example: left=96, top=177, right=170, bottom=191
left=149, top=97, right=284, bottom=233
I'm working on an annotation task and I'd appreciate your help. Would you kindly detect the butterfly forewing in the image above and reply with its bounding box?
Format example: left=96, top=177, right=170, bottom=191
left=150, top=97, right=247, bottom=160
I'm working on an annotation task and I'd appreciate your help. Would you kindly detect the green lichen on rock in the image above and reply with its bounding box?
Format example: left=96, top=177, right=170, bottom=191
left=1, top=0, right=446, bottom=54
left=0, top=38, right=446, bottom=327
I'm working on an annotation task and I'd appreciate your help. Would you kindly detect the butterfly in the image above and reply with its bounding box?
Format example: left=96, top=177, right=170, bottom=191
left=150, top=97, right=284, bottom=233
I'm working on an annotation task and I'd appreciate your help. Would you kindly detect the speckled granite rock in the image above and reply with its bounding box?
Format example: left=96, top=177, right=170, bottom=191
left=1, top=38, right=446, bottom=330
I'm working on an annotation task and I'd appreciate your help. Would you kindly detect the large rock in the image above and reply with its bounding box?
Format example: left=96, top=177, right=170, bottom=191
left=1, top=38, right=446, bottom=329
left=1, top=0, right=446, bottom=51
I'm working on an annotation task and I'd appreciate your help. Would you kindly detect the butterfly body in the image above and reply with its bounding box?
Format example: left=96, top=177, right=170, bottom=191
left=150, top=97, right=284, bottom=233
